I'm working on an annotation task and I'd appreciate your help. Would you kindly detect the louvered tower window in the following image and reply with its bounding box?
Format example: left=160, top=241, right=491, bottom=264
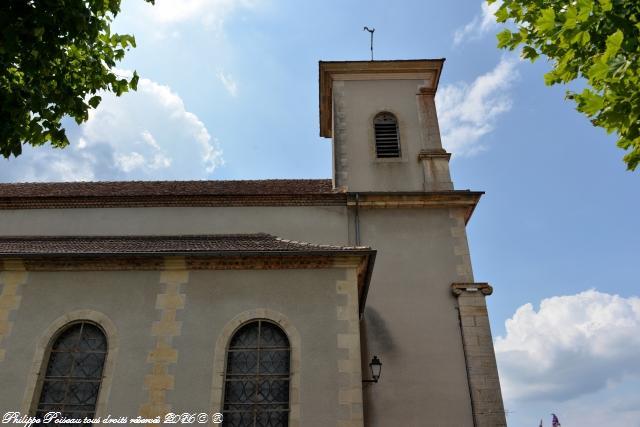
left=35, top=322, right=107, bottom=423
left=223, top=320, right=290, bottom=427
left=374, top=112, right=401, bottom=158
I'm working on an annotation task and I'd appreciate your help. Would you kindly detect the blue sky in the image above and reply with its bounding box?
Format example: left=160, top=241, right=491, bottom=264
left=2, top=0, right=640, bottom=425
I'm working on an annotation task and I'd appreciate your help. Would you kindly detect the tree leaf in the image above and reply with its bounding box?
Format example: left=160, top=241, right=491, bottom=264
left=564, top=7, right=578, bottom=29
left=88, top=95, right=102, bottom=108
left=604, top=29, right=623, bottom=59
left=495, top=5, right=509, bottom=23
left=577, top=89, right=604, bottom=115
left=129, top=71, right=140, bottom=91
left=0, top=0, right=150, bottom=158
left=536, top=8, right=557, bottom=33
left=494, top=0, right=640, bottom=170
left=598, top=0, right=612, bottom=12
left=521, top=46, right=539, bottom=61
left=577, top=0, right=594, bottom=21
left=497, top=29, right=513, bottom=48
left=587, top=58, right=610, bottom=81
left=571, top=31, right=591, bottom=46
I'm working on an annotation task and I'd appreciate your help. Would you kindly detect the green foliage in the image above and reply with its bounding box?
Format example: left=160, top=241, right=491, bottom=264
left=0, top=0, right=154, bottom=158
left=490, top=0, right=640, bottom=170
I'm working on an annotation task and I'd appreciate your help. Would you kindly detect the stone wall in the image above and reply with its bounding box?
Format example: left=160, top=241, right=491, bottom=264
left=452, top=283, right=507, bottom=427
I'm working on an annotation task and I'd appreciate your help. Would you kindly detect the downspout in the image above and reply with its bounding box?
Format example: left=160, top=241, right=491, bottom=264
left=456, top=305, right=478, bottom=427
left=354, top=193, right=361, bottom=246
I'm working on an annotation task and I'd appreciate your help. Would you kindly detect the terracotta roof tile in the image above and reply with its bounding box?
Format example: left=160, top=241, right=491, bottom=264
left=0, top=179, right=336, bottom=198
left=0, top=234, right=370, bottom=256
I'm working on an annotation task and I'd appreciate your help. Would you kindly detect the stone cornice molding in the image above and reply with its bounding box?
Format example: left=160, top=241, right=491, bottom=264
left=418, top=149, right=452, bottom=161
left=418, top=87, right=438, bottom=96
left=0, top=190, right=483, bottom=222
left=451, top=282, right=493, bottom=296
left=0, top=194, right=347, bottom=210
left=0, top=254, right=369, bottom=271
left=347, top=191, right=483, bottom=223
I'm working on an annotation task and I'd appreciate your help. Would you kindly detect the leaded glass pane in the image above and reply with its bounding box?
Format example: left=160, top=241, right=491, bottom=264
left=229, top=323, right=259, bottom=349
left=51, top=326, right=80, bottom=351
left=39, top=381, right=66, bottom=404
left=257, top=379, right=289, bottom=403
left=258, top=350, right=289, bottom=375
left=255, top=409, right=288, bottom=427
left=36, top=322, right=107, bottom=423
left=78, top=325, right=108, bottom=352
left=67, top=382, right=100, bottom=405
left=227, top=350, right=258, bottom=375
left=45, top=352, right=73, bottom=377
left=223, top=321, right=290, bottom=426
left=223, top=409, right=254, bottom=427
left=224, top=378, right=257, bottom=403
left=259, top=323, right=288, bottom=348
left=72, top=353, right=106, bottom=379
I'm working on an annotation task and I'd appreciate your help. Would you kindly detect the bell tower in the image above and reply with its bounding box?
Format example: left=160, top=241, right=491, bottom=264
left=319, top=59, right=453, bottom=192
left=319, top=59, right=507, bottom=426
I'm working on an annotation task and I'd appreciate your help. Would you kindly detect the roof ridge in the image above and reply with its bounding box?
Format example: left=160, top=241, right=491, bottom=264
left=274, top=235, right=369, bottom=250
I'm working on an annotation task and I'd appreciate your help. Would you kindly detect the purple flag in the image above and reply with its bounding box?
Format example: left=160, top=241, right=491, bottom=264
left=551, top=414, right=561, bottom=427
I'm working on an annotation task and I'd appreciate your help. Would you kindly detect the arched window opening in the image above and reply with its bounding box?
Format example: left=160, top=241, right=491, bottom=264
left=223, top=320, right=291, bottom=426
left=374, top=112, right=401, bottom=158
left=35, top=322, right=107, bottom=421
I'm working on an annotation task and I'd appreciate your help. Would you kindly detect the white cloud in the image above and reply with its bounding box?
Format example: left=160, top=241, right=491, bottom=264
left=495, top=290, right=640, bottom=402
left=217, top=71, right=238, bottom=97
left=114, top=151, right=147, bottom=173
left=114, top=0, right=264, bottom=40
left=148, top=0, right=261, bottom=29
left=436, top=57, right=518, bottom=155
left=453, top=0, right=502, bottom=45
left=0, top=74, right=223, bottom=182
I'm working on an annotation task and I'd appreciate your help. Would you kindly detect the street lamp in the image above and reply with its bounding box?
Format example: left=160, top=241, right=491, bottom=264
left=363, top=355, right=382, bottom=383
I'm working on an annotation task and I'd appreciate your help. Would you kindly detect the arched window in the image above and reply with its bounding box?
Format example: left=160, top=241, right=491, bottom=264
left=223, top=320, right=290, bottom=426
left=35, top=322, right=107, bottom=421
left=374, top=112, right=401, bottom=158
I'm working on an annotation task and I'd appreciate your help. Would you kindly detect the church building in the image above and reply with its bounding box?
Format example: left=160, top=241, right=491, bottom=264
left=0, top=59, right=506, bottom=426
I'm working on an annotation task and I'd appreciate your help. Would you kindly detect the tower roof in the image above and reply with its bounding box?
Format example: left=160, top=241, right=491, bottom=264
left=318, top=59, right=445, bottom=137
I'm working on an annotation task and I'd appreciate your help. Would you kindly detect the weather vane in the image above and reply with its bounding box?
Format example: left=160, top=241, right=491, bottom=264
left=363, top=26, right=375, bottom=61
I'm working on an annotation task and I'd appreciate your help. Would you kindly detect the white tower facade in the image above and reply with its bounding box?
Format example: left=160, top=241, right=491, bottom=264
left=320, top=60, right=453, bottom=192
left=320, top=59, right=507, bottom=426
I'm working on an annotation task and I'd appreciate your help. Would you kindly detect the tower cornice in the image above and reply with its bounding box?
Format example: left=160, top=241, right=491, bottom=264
left=345, top=190, right=482, bottom=224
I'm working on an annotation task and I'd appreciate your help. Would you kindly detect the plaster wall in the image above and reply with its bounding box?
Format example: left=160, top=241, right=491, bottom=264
left=0, top=267, right=361, bottom=426
left=0, top=206, right=349, bottom=245
left=0, top=270, right=157, bottom=418
left=332, top=79, right=438, bottom=192
left=355, top=207, right=475, bottom=426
